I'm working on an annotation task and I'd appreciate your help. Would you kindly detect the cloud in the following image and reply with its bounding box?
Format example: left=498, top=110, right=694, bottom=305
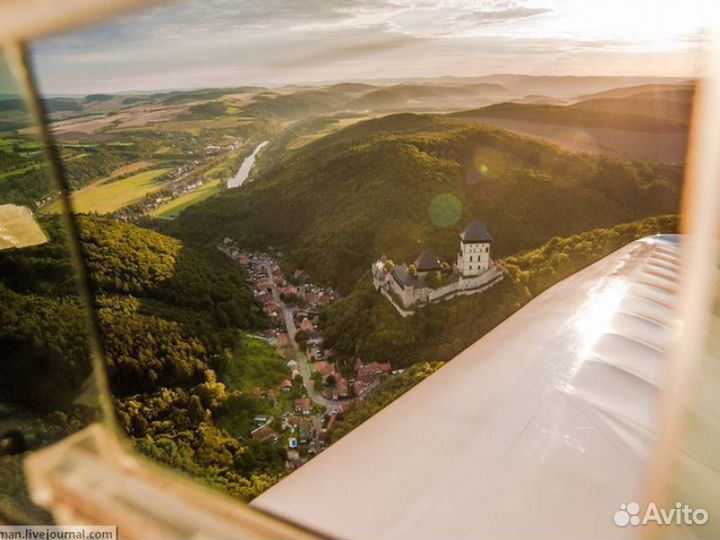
left=28, top=0, right=703, bottom=94
left=267, top=27, right=426, bottom=68
left=456, top=6, right=552, bottom=25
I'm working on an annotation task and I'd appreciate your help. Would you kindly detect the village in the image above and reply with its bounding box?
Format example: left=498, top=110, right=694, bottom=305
left=219, top=239, right=395, bottom=470
left=116, top=140, right=245, bottom=220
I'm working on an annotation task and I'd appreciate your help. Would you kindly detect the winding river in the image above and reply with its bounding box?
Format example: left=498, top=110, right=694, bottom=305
left=227, top=140, right=269, bottom=188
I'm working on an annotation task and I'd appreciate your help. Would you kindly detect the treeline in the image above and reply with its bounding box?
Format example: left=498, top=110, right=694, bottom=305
left=321, top=214, right=679, bottom=368
left=503, top=214, right=680, bottom=296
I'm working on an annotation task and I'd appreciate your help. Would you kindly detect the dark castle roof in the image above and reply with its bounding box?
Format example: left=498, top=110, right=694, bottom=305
left=392, top=264, right=427, bottom=289
left=460, top=221, right=492, bottom=243
left=392, top=264, right=415, bottom=287
left=414, top=248, right=442, bottom=272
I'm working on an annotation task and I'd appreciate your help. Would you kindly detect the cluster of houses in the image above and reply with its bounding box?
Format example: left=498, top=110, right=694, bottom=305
left=218, top=238, right=401, bottom=470
left=118, top=138, right=245, bottom=220
left=313, top=358, right=392, bottom=400
left=372, top=221, right=505, bottom=313
left=117, top=159, right=209, bottom=219
left=220, top=245, right=337, bottom=344
left=205, top=141, right=240, bottom=155
left=261, top=353, right=394, bottom=469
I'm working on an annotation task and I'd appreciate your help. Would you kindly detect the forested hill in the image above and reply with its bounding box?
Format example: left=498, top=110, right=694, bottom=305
left=450, top=101, right=688, bottom=132
left=169, top=113, right=683, bottom=293
left=0, top=216, right=285, bottom=509
left=0, top=216, right=265, bottom=330
left=321, top=214, right=679, bottom=371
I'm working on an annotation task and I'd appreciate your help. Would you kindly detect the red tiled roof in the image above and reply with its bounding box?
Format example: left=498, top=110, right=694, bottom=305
left=315, top=361, right=335, bottom=377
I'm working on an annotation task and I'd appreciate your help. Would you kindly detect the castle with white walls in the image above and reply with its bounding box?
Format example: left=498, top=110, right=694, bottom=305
left=372, top=221, right=505, bottom=315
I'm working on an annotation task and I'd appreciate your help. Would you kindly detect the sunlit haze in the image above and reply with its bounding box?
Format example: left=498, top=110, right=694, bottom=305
left=32, top=0, right=711, bottom=94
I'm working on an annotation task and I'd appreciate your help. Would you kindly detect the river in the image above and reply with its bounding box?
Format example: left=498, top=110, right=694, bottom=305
left=227, top=140, right=269, bottom=188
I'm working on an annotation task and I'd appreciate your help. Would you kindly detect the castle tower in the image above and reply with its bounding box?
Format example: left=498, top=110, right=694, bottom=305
left=457, top=221, right=492, bottom=277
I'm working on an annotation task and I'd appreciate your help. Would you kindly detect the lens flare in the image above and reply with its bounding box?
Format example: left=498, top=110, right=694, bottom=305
left=429, top=193, right=462, bottom=228
left=473, top=147, right=507, bottom=179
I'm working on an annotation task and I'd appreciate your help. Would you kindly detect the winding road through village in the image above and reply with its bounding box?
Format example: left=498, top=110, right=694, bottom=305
left=264, top=263, right=347, bottom=412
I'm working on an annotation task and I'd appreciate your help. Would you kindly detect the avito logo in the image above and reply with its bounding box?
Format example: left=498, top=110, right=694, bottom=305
left=614, top=501, right=709, bottom=527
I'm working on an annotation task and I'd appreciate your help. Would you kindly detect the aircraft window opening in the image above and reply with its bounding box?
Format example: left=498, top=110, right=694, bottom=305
left=1, top=1, right=718, bottom=538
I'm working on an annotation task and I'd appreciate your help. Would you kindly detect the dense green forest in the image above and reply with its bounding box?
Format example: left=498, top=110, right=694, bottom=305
left=0, top=143, right=128, bottom=207
left=321, top=214, right=679, bottom=369
left=169, top=114, right=682, bottom=293
left=0, top=215, right=288, bottom=522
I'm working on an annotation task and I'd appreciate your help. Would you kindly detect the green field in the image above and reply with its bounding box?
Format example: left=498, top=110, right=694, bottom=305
left=150, top=179, right=222, bottom=219
left=47, top=168, right=169, bottom=214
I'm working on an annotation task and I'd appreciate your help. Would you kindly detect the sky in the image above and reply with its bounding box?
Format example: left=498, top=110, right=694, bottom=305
left=31, top=0, right=712, bottom=94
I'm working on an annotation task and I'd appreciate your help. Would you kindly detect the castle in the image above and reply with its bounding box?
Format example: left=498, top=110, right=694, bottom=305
left=372, top=221, right=505, bottom=314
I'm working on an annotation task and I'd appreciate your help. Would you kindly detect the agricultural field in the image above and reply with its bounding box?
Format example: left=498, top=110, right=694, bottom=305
left=47, top=168, right=170, bottom=214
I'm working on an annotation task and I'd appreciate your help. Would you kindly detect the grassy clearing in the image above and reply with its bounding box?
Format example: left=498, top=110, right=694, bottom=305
left=153, top=146, right=173, bottom=155
left=106, top=141, right=135, bottom=147
left=62, top=152, right=90, bottom=162
left=221, top=335, right=288, bottom=393
left=215, top=334, right=289, bottom=437
left=150, top=179, right=222, bottom=219
left=47, top=168, right=169, bottom=214
left=109, top=160, right=153, bottom=178
left=0, top=163, right=43, bottom=181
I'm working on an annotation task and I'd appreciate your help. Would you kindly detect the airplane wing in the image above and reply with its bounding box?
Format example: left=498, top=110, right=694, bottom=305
left=253, top=235, right=680, bottom=539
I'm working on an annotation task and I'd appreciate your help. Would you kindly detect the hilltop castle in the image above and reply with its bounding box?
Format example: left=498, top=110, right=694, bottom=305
left=372, top=221, right=505, bottom=314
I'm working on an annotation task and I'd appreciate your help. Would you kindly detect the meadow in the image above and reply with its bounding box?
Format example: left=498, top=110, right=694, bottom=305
left=47, top=168, right=169, bottom=214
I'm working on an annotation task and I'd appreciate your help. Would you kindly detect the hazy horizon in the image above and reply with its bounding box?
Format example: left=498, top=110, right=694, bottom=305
left=29, top=0, right=710, bottom=95
left=17, top=73, right=694, bottom=99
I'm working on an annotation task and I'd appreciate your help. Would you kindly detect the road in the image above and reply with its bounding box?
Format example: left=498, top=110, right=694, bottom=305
left=264, top=264, right=346, bottom=412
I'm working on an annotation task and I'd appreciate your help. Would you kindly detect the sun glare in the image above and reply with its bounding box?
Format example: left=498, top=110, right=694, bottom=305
left=556, top=0, right=711, bottom=47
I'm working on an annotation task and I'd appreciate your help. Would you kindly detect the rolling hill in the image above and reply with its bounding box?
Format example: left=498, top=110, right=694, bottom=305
left=321, top=213, right=678, bottom=372
left=460, top=74, right=688, bottom=100
left=0, top=215, right=285, bottom=520
left=570, top=83, right=695, bottom=123
left=452, top=102, right=687, bottom=132
left=574, top=82, right=694, bottom=102
left=450, top=99, right=690, bottom=161
left=348, top=83, right=508, bottom=111
left=168, top=113, right=683, bottom=293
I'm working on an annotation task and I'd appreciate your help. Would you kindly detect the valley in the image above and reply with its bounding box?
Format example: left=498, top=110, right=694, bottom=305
left=0, top=74, right=688, bottom=510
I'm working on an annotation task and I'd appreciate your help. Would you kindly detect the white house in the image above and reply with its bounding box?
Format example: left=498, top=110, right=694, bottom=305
left=457, top=221, right=492, bottom=277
